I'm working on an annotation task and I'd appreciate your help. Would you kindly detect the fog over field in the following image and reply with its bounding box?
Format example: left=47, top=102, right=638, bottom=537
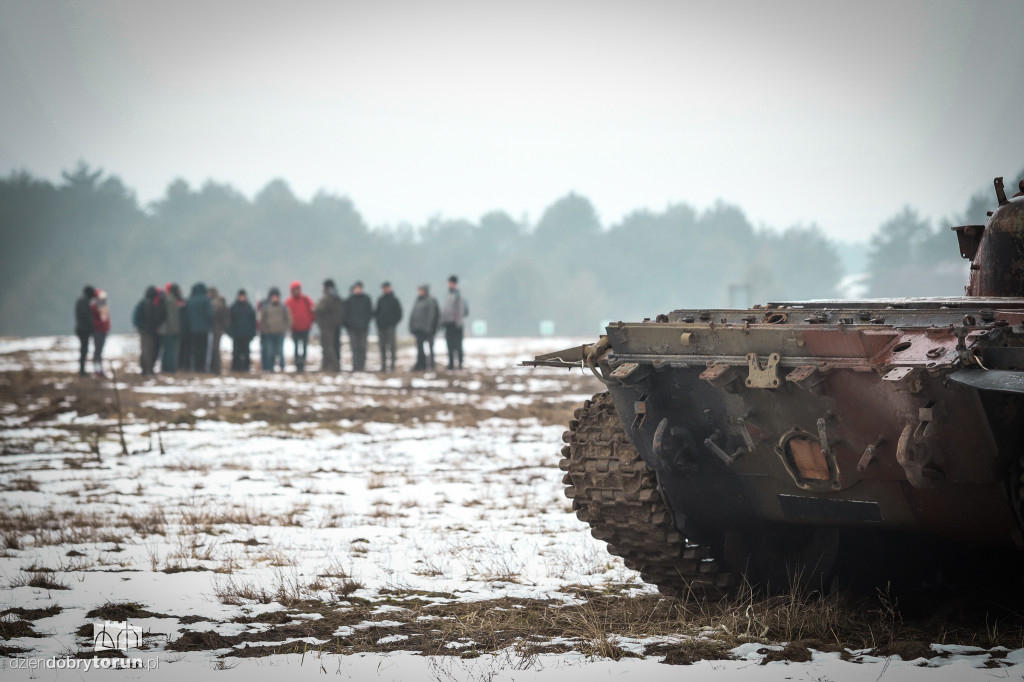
left=1, top=2, right=1022, bottom=337
left=2, top=2, right=1024, bottom=680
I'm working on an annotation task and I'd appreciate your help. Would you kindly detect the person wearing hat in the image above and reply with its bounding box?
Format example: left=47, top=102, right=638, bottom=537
left=344, top=281, right=373, bottom=371
left=229, top=289, right=257, bottom=372
left=285, top=280, right=316, bottom=372
left=374, top=281, right=403, bottom=372
left=74, top=285, right=97, bottom=376
left=90, top=289, right=112, bottom=377
left=315, top=279, right=345, bottom=372
left=259, top=287, right=291, bottom=372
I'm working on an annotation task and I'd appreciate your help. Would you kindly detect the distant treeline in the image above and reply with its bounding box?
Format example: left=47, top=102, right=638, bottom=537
left=1, top=163, right=1020, bottom=337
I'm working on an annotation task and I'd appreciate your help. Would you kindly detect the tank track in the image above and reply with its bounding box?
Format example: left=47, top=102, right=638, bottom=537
left=560, top=391, right=735, bottom=598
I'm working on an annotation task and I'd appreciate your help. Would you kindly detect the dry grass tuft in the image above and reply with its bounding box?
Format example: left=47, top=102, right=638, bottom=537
left=1, top=530, right=22, bottom=550
left=9, top=571, right=72, bottom=591
left=5, top=477, right=41, bottom=492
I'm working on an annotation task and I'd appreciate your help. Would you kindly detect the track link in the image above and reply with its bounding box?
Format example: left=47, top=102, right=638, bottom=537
left=561, top=392, right=735, bottom=598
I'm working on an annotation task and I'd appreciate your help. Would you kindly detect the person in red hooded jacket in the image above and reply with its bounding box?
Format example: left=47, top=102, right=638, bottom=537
left=285, top=280, right=316, bottom=372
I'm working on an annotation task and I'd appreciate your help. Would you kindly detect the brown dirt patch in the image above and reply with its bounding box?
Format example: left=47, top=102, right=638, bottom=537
left=85, top=601, right=170, bottom=620
left=2, top=605, right=61, bottom=621
left=654, top=639, right=735, bottom=665
left=0, top=366, right=595, bottom=433
left=0, top=643, right=31, bottom=656
left=0, top=620, right=41, bottom=639
left=759, top=640, right=814, bottom=664
left=870, top=640, right=943, bottom=661
left=169, top=630, right=242, bottom=651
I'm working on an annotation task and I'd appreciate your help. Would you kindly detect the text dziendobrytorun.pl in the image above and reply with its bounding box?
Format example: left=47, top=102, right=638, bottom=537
left=7, top=657, right=159, bottom=671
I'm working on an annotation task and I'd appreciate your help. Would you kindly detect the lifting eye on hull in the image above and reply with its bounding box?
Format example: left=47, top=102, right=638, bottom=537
left=776, top=429, right=840, bottom=491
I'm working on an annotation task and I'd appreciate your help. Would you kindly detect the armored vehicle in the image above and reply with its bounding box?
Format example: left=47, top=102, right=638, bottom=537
left=528, top=177, right=1024, bottom=596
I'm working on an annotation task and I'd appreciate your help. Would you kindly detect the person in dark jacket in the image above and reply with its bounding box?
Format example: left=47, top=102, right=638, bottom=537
left=160, top=284, right=183, bottom=373
left=228, top=289, right=257, bottom=372
left=374, top=281, right=403, bottom=372
left=344, top=281, right=373, bottom=372
left=409, top=284, right=440, bottom=371
left=209, top=287, right=229, bottom=374
left=315, top=279, right=345, bottom=372
left=132, top=285, right=166, bottom=375
left=184, top=282, right=213, bottom=372
left=74, top=285, right=96, bottom=376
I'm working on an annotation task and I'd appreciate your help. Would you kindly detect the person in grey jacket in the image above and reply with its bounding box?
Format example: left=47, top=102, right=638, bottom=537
left=440, top=275, right=468, bottom=370
left=409, top=284, right=439, bottom=371
left=259, top=287, right=291, bottom=372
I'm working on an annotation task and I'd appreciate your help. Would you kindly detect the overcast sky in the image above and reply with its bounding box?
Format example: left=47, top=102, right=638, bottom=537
left=1, top=0, right=1021, bottom=241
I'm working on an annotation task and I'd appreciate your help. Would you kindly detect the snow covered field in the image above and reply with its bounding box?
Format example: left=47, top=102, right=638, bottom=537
left=1, top=334, right=1021, bottom=680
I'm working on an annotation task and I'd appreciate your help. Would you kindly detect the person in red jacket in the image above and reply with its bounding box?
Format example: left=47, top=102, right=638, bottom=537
left=285, top=280, right=316, bottom=372
left=90, top=289, right=112, bottom=377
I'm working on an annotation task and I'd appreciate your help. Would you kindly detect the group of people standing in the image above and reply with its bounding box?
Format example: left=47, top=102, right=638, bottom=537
left=230, top=279, right=406, bottom=373
left=75, top=276, right=469, bottom=377
left=128, top=282, right=230, bottom=375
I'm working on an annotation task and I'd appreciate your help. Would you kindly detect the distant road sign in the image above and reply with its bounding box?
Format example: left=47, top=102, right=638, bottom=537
left=539, top=320, right=556, bottom=336
left=471, top=320, right=488, bottom=336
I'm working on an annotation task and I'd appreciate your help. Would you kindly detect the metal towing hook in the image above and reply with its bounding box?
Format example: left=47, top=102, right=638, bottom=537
left=895, top=403, right=947, bottom=488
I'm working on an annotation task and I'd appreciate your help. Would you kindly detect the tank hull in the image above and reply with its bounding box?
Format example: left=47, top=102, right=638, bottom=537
left=600, top=300, right=1024, bottom=552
